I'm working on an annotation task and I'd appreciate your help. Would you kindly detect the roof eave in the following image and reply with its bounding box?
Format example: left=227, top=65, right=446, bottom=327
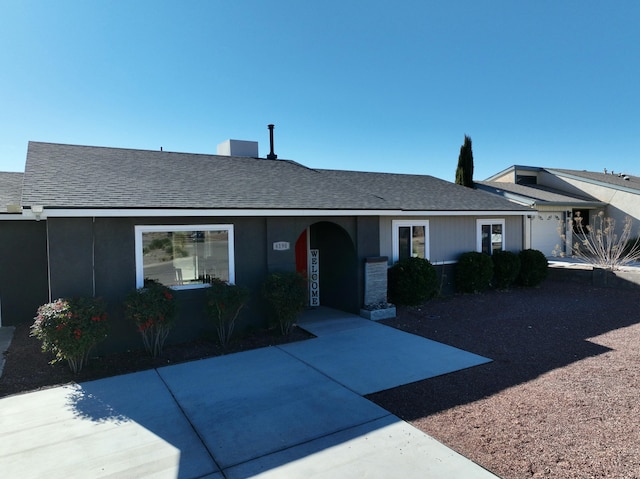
left=22, top=207, right=534, bottom=218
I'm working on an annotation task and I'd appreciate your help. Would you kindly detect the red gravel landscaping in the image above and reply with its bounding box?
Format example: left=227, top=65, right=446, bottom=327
left=368, top=278, right=640, bottom=479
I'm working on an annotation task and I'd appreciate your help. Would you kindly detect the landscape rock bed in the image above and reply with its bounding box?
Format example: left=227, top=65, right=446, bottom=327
left=368, top=279, right=640, bottom=479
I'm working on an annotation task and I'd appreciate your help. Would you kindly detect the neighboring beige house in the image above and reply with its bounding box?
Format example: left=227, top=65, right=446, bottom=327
left=478, top=165, right=640, bottom=257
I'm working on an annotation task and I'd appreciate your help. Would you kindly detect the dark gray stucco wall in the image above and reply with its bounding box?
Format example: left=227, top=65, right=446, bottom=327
left=0, top=220, right=49, bottom=326
left=48, top=218, right=95, bottom=298
left=92, top=218, right=139, bottom=351
left=44, top=214, right=381, bottom=353
left=265, top=217, right=304, bottom=273
left=46, top=216, right=270, bottom=353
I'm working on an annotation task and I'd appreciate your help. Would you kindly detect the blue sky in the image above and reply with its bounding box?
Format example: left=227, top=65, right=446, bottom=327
left=1, top=1, right=638, bottom=181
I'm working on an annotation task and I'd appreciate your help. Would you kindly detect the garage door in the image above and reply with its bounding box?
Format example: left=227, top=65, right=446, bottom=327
left=531, top=212, right=563, bottom=257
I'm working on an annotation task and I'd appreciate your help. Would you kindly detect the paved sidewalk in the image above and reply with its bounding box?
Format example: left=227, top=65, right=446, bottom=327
left=0, top=310, right=497, bottom=478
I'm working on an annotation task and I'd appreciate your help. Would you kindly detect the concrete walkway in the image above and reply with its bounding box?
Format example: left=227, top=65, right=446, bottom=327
left=0, top=309, right=498, bottom=478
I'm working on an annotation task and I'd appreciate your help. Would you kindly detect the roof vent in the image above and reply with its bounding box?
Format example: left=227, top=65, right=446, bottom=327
left=217, top=139, right=259, bottom=157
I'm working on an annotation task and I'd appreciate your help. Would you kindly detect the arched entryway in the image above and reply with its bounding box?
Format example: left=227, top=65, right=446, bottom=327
left=295, top=221, right=359, bottom=313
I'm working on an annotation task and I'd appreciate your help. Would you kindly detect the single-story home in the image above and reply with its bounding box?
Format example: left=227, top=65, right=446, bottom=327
left=478, top=165, right=640, bottom=257
left=0, top=140, right=532, bottom=352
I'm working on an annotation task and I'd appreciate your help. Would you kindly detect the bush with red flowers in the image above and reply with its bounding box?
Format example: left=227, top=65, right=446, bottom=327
left=124, top=280, right=177, bottom=357
left=30, top=297, right=109, bottom=373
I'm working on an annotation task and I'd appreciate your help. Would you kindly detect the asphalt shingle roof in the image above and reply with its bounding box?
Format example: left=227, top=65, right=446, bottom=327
left=20, top=141, right=530, bottom=212
left=548, top=168, right=640, bottom=192
left=0, top=172, right=24, bottom=212
left=475, top=181, right=603, bottom=206
left=319, top=169, right=530, bottom=211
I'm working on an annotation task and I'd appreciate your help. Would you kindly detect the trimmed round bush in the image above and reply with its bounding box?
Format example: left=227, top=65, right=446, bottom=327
left=455, top=251, right=494, bottom=293
left=491, top=250, right=521, bottom=290
left=517, top=249, right=548, bottom=287
left=387, top=257, right=438, bottom=306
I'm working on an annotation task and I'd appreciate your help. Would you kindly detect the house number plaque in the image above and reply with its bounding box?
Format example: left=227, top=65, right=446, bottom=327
left=273, top=241, right=290, bottom=251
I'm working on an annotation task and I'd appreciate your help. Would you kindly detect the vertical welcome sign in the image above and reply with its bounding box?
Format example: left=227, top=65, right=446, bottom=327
left=309, top=249, right=320, bottom=306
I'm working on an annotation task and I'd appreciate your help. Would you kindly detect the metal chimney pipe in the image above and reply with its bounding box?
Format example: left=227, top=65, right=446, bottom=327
left=267, top=124, right=277, bottom=160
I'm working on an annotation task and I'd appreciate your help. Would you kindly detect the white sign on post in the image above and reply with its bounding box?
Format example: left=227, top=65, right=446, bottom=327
left=309, top=249, right=320, bottom=307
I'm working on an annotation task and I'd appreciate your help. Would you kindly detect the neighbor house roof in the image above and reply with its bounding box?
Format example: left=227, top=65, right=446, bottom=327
left=547, top=168, right=640, bottom=194
left=0, top=172, right=24, bottom=213
left=475, top=181, right=605, bottom=208
left=18, top=141, right=531, bottom=215
left=485, top=165, right=640, bottom=195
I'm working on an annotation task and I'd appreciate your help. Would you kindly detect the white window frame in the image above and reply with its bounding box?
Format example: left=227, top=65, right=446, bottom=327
left=476, top=219, right=505, bottom=255
left=134, top=224, right=235, bottom=289
left=391, top=220, right=430, bottom=263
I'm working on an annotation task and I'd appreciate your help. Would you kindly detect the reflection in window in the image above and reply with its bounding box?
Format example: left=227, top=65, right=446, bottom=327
left=135, top=225, right=234, bottom=289
left=393, top=221, right=429, bottom=262
left=478, top=220, right=504, bottom=255
left=398, top=225, right=426, bottom=260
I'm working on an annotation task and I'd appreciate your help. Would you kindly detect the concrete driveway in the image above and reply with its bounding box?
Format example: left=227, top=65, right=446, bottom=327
left=0, top=309, right=498, bottom=478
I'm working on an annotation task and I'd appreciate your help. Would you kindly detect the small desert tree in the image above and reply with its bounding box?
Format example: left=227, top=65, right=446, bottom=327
left=558, top=212, right=640, bottom=270
left=455, top=135, right=474, bottom=187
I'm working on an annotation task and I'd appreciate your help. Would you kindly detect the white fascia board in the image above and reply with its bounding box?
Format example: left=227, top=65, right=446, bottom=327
left=41, top=208, right=534, bottom=218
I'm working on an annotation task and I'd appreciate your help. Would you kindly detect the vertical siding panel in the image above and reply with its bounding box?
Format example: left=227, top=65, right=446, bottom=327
left=505, top=216, right=524, bottom=252
left=430, top=216, right=476, bottom=262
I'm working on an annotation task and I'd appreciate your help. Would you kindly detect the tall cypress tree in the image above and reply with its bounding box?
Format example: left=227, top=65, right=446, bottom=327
left=455, top=135, right=474, bottom=187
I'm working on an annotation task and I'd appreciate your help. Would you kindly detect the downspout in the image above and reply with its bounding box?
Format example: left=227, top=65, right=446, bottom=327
left=45, top=217, right=52, bottom=303
left=92, top=217, right=96, bottom=297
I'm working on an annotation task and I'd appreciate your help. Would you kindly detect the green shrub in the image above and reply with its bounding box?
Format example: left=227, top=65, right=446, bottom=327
left=387, top=257, right=438, bottom=305
left=31, top=297, right=109, bottom=373
left=517, top=249, right=548, bottom=287
left=491, top=250, right=521, bottom=290
left=262, top=272, right=307, bottom=335
left=455, top=251, right=494, bottom=293
left=124, top=280, right=177, bottom=357
left=205, top=278, right=250, bottom=347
